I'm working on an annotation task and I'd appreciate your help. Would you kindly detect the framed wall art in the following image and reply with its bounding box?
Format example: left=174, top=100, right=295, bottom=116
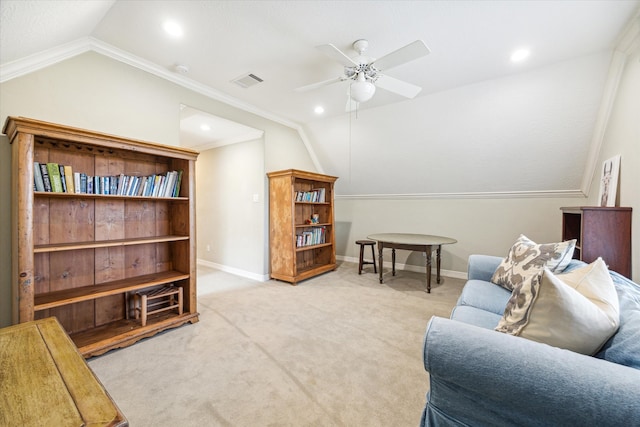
left=598, top=154, right=620, bottom=207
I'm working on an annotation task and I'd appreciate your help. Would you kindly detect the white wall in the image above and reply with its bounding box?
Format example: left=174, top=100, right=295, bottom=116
left=306, top=52, right=611, bottom=196
left=0, top=51, right=316, bottom=327
left=335, top=196, right=585, bottom=275
left=196, top=139, right=267, bottom=279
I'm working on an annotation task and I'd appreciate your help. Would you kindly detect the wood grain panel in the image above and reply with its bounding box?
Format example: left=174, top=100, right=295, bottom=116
left=94, top=199, right=125, bottom=241
left=125, top=243, right=156, bottom=278
left=0, top=321, right=84, bottom=425
left=269, top=174, right=295, bottom=278
left=33, top=198, right=50, bottom=245
left=49, top=198, right=95, bottom=244
left=49, top=250, right=96, bottom=333
left=561, top=207, right=632, bottom=279
left=124, top=200, right=156, bottom=239
left=155, top=200, right=170, bottom=236
left=95, top=247, right=126, bottom=326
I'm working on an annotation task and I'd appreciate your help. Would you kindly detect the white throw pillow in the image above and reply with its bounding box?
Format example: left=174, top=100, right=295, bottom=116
left=496, top=258, right=620, bottom=355
left=555, top=257, right=620, bottom=325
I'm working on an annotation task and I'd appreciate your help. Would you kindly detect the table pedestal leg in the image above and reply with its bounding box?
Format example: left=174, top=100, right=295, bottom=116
left=426, top=245, right=432, bottom=293
left=436, top=245, right=442, bottom=284
left=392, top=249, right=396, bottom=276
left=378, top=243, right=384, bottom=284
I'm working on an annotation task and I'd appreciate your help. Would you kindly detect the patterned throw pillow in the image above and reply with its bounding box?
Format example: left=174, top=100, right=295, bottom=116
left=496, top=260, right=620, bottom=355
left=494, top=271, right=543, bottom=335
left=491, top=234, right=576, bottom=291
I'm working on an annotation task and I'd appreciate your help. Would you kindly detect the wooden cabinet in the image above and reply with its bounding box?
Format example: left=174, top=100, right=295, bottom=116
left=268, top=169, right=337, bottom=284
left=3, top=116, right=199, bottom=357
left=561, top=206, right=632, bottom=278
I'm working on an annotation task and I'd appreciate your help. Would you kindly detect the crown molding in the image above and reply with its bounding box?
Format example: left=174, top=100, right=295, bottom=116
left=614, top=8, right=640, bottom=55
left=579, top=50, right=627, bottom=196
left=187, top=130, right=265, bottom=152
left=580, top=10, right=640, bottom=196
left=0, top=38, right=92, bottom=83
left=0, top=36, right=326, bottom=174
left=90, top=38, right=326, bottom=173
left=335, top=189, right=586, bottom=200
left=88, top=38, right=298, bottom=128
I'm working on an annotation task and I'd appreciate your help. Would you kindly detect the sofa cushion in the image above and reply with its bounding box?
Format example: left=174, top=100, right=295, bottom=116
left=491, top=234, right=576, bottom=291
left=456, top=279, right=512, bottom=315
left=496, top=260, right=620, bottom=355
left=450, top=305, right=502, bottom=330
left=595, top=271, right=640, bottom=369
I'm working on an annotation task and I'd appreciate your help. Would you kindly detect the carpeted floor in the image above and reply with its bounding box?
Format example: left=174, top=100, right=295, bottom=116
left=88, top=261, right=465, bottom=426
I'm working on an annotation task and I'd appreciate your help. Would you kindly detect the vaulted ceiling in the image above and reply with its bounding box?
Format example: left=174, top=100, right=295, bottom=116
left=1, top=1, right=638, bottom=196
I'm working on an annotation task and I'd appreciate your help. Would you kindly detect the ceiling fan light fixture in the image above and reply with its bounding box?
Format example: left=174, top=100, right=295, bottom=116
left=350, top=73, right=376, bottom=103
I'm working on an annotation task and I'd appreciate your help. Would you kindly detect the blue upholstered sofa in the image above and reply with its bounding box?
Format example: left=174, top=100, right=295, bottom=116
left=421, top=255, right=640, bottom=426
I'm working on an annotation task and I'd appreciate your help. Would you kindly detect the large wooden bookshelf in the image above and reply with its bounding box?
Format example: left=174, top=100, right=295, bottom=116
left=3, top=116, right=199, bottom=357
left=268, top=169, right=337, bottom=284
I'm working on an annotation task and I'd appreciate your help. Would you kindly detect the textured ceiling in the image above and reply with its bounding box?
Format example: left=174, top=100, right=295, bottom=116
left=1, top=0, right=638, bottom=195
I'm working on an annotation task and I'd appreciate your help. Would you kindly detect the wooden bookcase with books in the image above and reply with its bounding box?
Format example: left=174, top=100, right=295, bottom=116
left=268, top=169, right=337, bottom=284
left=3, top=116, right=199, bottom=357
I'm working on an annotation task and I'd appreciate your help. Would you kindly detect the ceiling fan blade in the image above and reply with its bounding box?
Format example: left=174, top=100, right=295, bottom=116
left=317, top=43, right=358, bottom=66
left=375, top=75, right=422, bottom=98
left=295, top=76, right=344, bottom=92
left=371, top=40, right=430, bottom=71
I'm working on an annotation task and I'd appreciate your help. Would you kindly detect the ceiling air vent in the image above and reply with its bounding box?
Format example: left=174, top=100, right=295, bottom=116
left=232, top=73, right=264, bottom=88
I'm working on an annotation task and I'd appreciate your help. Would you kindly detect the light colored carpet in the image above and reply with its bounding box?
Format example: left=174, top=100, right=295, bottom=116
left=89, top=261, right=465, bottom=426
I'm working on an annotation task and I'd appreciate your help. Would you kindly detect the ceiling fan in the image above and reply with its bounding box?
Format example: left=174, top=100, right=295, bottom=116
left=296, top=39, right=430, bottom=109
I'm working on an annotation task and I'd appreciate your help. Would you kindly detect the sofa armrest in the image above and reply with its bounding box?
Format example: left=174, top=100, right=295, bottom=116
left=422, top=317, right=640, bottom=426
left=467, top=254, right=502, bottom=281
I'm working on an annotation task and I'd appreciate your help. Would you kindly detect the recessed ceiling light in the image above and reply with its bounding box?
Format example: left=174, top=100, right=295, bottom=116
left=163, top=20, right=183, bottom=38
left=510, top=48, right=530, bottom=63
left=174, top=64, right=189, bottom=74
left=200, top=124, right=211, bottom=131
left=314, top=106, right=325, bottom=114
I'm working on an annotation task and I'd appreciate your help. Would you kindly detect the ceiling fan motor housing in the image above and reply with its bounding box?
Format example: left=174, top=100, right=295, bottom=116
left=345, top=64, right=379, bottom=82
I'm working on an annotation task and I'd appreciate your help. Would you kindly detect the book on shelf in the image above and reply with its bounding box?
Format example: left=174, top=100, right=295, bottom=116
left=81, top=173, right=87, bottom=193
left=46, top=163, right=63, bottom=193
left=32, top=163, right=184, bottom=198
left=295, top=226, right=326, bottom=248
left=33, top=162, right=45, bottom=192
left=58, top=165, right=68, bottom=193
left=110, top=176, right=118, bottom=195
left=63, top=165, right=75, bottom=193
left=294, top=188, right=326, bottom=203
left=39, top=163, right=52, bottom=192
left=173, top=170, right=183, bottom=197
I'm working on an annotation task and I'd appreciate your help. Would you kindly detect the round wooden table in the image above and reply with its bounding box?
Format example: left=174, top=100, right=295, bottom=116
left=367, top=233, right=457, bottom=293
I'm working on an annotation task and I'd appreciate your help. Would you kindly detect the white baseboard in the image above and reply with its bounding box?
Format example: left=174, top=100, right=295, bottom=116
left=197, top=259, right=270, bottom=282
left=199, top=257, right=468, bottom=282
left=337, top=255, right=468, bottom=280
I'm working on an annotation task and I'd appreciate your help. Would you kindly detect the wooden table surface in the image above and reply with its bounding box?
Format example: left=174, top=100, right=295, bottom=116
left=367, top=233, right=457, bottom=292
left=0, top=317, right=128, bottom=426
